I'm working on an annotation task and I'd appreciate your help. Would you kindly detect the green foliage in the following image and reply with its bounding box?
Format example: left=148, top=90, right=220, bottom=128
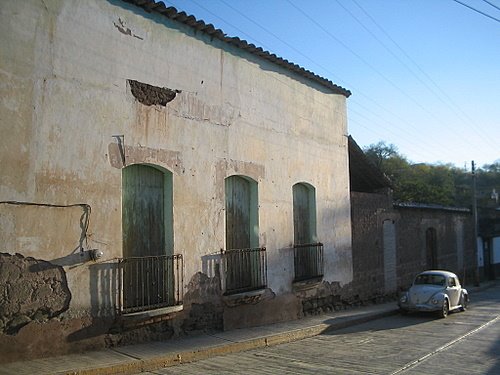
left=363, top=142, right=500, bottom=208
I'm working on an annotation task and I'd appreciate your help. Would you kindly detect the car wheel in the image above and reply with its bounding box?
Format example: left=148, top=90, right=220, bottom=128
left=438, top=300, right=449, bottom=318
left=461, top=295, right=468, bottom=311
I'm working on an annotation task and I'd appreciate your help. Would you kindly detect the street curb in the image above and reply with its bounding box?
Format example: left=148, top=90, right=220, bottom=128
left=58, top=308, right=399, bottom=375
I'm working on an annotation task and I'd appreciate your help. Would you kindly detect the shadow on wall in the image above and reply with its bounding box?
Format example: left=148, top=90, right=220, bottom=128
left=66, top=261, right=120, bottom=342
left=89, top=262, right=121, bottom=317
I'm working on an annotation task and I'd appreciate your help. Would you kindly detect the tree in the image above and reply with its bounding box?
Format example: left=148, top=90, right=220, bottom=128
left=363, top=141, right=500, bottom=208
left=361, top=141, right=496, bottom=208
left=397, top=164, right=455, bottom=206
left=363, top=141, right=401, bottom=170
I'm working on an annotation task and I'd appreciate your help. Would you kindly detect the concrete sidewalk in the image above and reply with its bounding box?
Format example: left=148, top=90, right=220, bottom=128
left=0, top=302, right=399, bottom=375
left=3, top=281, right=496, bottom=375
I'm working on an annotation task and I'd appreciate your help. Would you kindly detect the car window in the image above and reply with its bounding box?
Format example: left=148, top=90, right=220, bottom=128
left=448, top=278, right=457, bottom=287
left=414, top=274, right=445, bottom=286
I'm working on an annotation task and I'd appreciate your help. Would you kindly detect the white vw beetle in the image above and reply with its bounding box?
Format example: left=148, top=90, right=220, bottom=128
left=398, top=270, right=468, bottom=318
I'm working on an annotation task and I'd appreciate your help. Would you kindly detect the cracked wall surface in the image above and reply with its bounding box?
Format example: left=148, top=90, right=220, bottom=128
left=0, top=252, right=71, bottom=335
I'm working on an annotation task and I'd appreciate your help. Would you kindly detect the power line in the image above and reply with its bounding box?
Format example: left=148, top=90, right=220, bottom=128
left=196, top=0, right=460, bottom=160
left=350, top=0, right=499, bottom=153
left=165, top=0, right=497, bottom=165
left=284, top=0, right=477, bottom=152
left=452, top=0, right=500, bottom=23
left=482, top=0, right=500, bottom=12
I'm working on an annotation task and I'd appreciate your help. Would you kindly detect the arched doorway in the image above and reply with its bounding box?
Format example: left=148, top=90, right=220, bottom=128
left=292, top=183, right=322, bottom=281
left=224, top=175, right=262, bottom=294
left=122, top=164, right=174, bottom=311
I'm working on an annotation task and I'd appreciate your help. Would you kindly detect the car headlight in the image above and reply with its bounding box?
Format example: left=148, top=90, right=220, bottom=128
left=431, top=298, right=439, bottom=305
left=400, top=295, right=407, bottom=303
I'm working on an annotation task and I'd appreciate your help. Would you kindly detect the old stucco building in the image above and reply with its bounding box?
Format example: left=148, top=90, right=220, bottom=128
left=0, top=0, right=353, bottom=361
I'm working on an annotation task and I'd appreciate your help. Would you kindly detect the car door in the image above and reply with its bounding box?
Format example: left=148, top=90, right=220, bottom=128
left=446, top=276, right=461, bottom=307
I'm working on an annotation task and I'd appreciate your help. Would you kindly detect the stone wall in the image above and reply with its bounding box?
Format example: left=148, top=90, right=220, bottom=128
left=0, top=253, right=71, bottom=335
left=395, top=206, right=476, bottom=288
left=350, top=192, right=394, bottom=301
left=351, top=192, right=476, bottom=300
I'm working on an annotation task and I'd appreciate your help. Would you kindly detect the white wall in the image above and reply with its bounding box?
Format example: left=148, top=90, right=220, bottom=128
left=0, top=0, right=352, bottom=315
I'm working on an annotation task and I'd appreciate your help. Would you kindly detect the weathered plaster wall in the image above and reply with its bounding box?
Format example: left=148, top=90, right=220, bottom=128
left=0, top=0, right=352, bottom=359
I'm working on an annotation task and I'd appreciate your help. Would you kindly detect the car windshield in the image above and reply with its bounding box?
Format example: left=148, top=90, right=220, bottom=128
left=414, top=274, right=446, bottom=286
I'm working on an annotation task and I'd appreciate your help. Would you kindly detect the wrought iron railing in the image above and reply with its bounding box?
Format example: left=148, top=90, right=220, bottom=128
left=293, top=242, right=324, bottom=282
left=221, top=247, right=267, bottom=295
left=117, top=254, right=183, bottom=314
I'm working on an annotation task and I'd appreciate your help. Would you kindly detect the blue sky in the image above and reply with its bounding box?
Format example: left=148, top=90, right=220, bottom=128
left=164, top=0, right=499, bottom=169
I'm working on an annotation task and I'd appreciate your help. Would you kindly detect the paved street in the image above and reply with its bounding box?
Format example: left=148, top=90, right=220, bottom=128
left=142, top=286, right=500, bottom=374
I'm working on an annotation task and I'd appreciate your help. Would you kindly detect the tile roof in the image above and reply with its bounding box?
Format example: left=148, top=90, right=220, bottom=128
left=122, top=0, right=351, bottom=97
left=348, top=136, right=392, bottom=192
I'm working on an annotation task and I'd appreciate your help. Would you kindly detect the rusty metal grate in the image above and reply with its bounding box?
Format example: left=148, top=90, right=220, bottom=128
left=221, top=247, right=267, bottom=295
left=117, top=254, right=183, bottom=314
left=293, top=243, right=324, bottom=282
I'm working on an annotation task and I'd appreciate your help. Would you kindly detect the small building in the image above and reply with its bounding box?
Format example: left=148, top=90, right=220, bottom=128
left=0, top=0, right=354, bottom=361
left=348, top=137, right=477, bottom=302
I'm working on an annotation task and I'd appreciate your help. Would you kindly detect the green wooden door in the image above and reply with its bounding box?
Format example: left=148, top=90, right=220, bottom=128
left=293, top=183, right=311, bottom=245
left=225, top=176, right=252, bottom=292
left=123, top=164, right=165, bottom=257
left=122, top=164, right=167, bottom=310
left=226, top=176, right=251, bottom=250
left=293, top=183, right=319, bottom=280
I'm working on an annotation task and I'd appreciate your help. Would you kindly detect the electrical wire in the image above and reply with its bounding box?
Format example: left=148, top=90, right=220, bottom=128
left=452, top=0, right=500, bottom=23
left=181, top=0, right=466, bottom=162
left=349, top=0, right=498, bottom=153
left=158, top=1, right=499, bottom=164
left=482, top=0, right=500, bottom=12
left=283, top=0, right=478, bottom=154
left=0, top=201, right=92, bottom=250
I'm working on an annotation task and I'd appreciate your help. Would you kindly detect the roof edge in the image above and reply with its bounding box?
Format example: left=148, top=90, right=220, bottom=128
left=394, top=202, right=471, bottom=213
left=121, top=0, right=351, bottom=97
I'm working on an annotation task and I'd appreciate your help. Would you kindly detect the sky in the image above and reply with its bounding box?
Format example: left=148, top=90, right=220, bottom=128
left=163, top=0, right=500, bottom=169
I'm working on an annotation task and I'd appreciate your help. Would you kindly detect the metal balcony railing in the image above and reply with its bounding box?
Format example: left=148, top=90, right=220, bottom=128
left=221, top=247, right=267, bottom=295
left=293, top=242, right=324, bottom=282
left=117, top=254, right=183, bottom=314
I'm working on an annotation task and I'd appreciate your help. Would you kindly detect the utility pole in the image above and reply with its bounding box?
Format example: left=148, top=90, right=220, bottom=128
left=472, top=161, right=479, bottom=286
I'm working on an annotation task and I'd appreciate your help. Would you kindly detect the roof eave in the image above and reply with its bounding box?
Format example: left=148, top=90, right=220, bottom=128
left=121, top=0, right=351, bottom=97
